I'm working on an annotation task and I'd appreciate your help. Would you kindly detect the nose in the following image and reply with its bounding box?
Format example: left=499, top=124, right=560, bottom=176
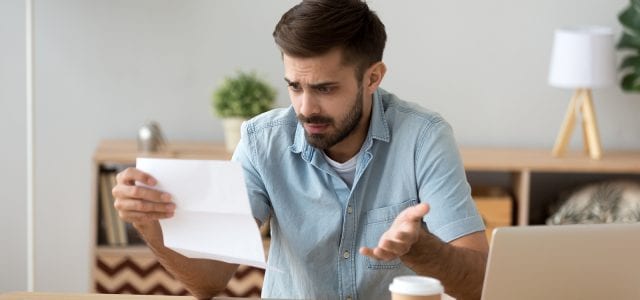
left=298, top=91, right=320, bottom=117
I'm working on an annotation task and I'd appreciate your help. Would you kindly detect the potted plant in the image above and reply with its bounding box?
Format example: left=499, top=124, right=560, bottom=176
left=617, top=0, right=640, bottom=91
left=212, top=71, right=276, bottom=152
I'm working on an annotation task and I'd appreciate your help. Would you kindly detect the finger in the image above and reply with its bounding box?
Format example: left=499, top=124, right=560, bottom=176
left=400, top=203, right=430, bottom=222
left=384, top=220, right=421, bottom=239
left=359, top=247, right=375, bottom=257
left=378, top=238, right=410, bottom=257
left=113, top=184, right=172, bottom=203
left=360, top=246, right=389, bottom=261
left=114, top=197, right=175, bottom=214
left=392, top=228, right=417, bottom=243
left=372, top=247, right=397, bottom=261
left=119, top=210, right=174, bottom=223
left=116, top=167, right=157, bottom=186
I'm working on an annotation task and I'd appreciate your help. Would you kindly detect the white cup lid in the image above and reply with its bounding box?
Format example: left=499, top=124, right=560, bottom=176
left=389, top=276, right=444, bottom=296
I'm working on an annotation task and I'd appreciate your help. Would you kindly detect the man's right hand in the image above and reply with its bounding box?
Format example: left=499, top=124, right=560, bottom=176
left=112, top=167, right=237, bottom=298
left=112, top=167, right=176, bottom=225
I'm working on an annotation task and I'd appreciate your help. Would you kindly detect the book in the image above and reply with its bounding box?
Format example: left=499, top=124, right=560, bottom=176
left=99, top=172, right=117, bottom=245
left=109, top=172, right=128, bottom=246
left=99, top=170, right=129, bottom=246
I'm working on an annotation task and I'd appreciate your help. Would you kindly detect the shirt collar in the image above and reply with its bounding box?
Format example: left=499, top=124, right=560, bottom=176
left=289, top=88, right=390, bottom=160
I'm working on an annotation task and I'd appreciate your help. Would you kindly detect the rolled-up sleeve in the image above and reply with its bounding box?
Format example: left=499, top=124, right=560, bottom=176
left=415, top=120, right=485, bottom=242
left=232, top=121, right=271, bottom=225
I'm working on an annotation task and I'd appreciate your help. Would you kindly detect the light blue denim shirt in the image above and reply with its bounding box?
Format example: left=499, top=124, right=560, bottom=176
left=232, top=88, right=485, bottom=300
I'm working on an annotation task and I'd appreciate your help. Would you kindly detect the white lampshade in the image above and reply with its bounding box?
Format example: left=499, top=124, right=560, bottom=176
left=548, top=26, right=616, bottom=89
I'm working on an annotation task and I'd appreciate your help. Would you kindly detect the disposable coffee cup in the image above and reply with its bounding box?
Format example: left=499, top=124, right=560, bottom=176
left=389, top=276, right=443, bottom=300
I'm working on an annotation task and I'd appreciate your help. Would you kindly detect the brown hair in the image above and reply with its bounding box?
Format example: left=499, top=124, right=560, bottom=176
left=273, top=0, right=387, bottom=80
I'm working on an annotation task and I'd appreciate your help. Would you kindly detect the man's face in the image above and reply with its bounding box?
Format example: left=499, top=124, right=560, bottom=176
left=283, top=48, right=366, bottom=150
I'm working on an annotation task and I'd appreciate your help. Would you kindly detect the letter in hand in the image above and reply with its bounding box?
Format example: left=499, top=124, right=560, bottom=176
left=359, top=203, right=430, bottom=261
left=112, top=167, right=176, bottom=224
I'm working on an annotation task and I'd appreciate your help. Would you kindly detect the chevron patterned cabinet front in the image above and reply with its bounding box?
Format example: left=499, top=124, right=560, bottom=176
left=94, top=247, right=264, bottom=297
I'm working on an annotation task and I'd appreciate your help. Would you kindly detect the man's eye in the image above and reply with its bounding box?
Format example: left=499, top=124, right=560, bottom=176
left=288, top=84, right=302, bottom=92
left=316, top=86, right=332, bottom=94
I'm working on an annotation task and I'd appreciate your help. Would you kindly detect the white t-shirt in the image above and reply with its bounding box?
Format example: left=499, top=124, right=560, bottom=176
left=323, top=151, right=358, bottom=189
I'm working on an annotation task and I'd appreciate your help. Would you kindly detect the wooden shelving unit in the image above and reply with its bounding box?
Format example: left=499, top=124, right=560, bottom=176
left=91, top=140, right=640, bottom=294
left=461, top=148, right=640, bottom=225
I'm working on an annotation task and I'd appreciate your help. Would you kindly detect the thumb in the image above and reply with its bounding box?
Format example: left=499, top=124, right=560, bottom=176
left=402, top=203, right=430, bottom=223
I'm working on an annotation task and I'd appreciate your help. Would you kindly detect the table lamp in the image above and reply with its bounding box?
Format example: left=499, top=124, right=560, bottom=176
left=548, top=26, right=616, bottom=160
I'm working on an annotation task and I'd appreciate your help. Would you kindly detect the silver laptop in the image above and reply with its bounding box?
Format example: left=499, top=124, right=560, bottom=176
left=481, top=223, right=640, bottom=300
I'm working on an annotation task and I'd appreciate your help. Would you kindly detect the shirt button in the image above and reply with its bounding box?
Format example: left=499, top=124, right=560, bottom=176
left=343, top=250, right=350, bottom=259
left=347, top=206, right=353, bottom=214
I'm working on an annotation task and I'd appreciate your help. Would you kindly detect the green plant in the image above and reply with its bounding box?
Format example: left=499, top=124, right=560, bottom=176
left=617, top=0, right=640, bottom=91
left=212, top=71, right=276, bottom=118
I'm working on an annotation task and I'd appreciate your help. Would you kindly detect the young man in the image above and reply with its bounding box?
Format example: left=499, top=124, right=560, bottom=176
left=112, top=1, right=488, bottom=299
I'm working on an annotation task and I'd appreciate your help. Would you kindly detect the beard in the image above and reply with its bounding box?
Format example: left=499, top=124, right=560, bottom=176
left=297, top=86, right=364, bottom=150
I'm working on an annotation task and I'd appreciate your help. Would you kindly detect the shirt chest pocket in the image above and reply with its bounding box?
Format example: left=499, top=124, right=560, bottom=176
left=364, top=199, right=418, bottom=269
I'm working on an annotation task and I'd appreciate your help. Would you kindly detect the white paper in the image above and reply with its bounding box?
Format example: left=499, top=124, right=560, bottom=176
left=136, top=158, right=266, bottom=269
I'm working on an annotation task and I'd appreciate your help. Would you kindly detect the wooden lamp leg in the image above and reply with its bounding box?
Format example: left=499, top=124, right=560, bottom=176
left=581, top=89, right=603, bottom=159
left=552, top=89, right=580, bottom=157
left=580, top=91, right=590, bottom=155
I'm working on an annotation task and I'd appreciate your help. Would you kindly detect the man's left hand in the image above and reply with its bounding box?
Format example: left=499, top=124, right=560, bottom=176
left=359, top=203, right=430, bottom=261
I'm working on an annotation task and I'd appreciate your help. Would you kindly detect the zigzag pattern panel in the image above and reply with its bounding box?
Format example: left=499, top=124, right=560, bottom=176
left=220, top=265, right=265, bottom=297
left=95, top=252, right=264, bottom=297
left=95, top=254, right=187, bottom=295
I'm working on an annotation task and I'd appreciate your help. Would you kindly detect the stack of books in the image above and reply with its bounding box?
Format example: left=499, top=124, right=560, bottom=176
left=98, top=165, right=143, bottom=246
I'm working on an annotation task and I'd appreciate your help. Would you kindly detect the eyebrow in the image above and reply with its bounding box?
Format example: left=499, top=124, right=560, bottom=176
left=284, top=77, right=339, bottom=88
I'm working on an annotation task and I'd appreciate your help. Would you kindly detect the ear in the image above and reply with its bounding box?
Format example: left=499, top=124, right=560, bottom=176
left=364, top=62, right=386, bottom=94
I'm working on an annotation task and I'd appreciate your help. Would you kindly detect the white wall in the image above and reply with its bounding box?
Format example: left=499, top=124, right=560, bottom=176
left=0, top=0, right=27, bottom=292
left=374, top=0, right=638, bottom=148
left=1, top=0, right=638, bottom=292
left=31, top=0, right=296, bottom=291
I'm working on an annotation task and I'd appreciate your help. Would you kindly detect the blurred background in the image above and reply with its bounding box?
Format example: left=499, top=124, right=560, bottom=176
left=1, top=0, right=637, bottom=293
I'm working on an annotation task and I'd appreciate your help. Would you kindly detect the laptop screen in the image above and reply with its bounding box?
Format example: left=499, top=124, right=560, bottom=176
left=481, top=223, right=640, bottom=300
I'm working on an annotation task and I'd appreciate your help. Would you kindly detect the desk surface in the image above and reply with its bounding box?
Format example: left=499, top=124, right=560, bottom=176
left=0, top=292, right=256, bottom=300
left=0, top=293, right=191, bottom=300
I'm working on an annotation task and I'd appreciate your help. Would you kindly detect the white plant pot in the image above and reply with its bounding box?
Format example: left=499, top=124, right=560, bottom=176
left=222, top=117, right=246, bottom=153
